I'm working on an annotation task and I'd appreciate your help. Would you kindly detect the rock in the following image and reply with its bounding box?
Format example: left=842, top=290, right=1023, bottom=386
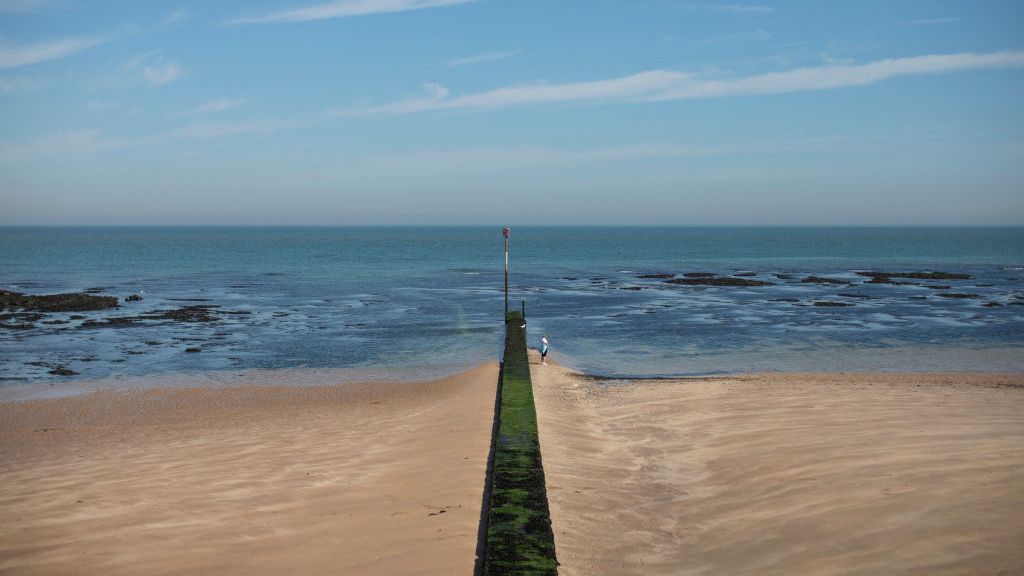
left=665, top=277, right=773, bottom=287
left=185, top=347, right=201, bottom=353
left=801, top=276, right=851, bottom=285
left=735, top=272, right=758, bottom=277
left=982, top=302, right=1003, bottom=307
left=923, top=285, right=951, bottom=290
left=619, top=286, right=644, bottom=291
left=0, top=290, right=118, bottom=312
left=683, top=272, right=717, bottom=278
left=0, top=322, right=34, bottom=330
left=124, top=294, right=143, bottom=302
left=48, top=366, right=78, bottom=376
left=78, top=305, right=223, bottom=328
left=814, top=301, right=853, bottom=307
left=937, top=293, right=979, bottom=299
left=837, top=293, right=874, bottom=299
left=901, top=271, right=972, bottom=280
left=770, top=298, right=800, bottom=302
left=855, top=271, right=971, bottom=282
left=42, top=319, right=69, bottom=324
left=775, top=274, right=795, bottom=280
left=638, top=273, right=673, bottom=279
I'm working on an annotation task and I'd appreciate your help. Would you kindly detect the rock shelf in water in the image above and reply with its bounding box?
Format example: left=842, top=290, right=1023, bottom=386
left=0, top=290, right=118, bottom=312
left=665, top=276, right=773, bottom=287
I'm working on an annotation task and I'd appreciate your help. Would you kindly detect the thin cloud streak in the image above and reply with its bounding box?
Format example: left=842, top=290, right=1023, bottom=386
left=336, top=70, right=688, bottom=115
left=445, top=49, right=521, bottom=68
left=0, top=0, right=63, bottom=13
left=341, top=50, right=1024, bottom=115
left=708, top=4, right=774, bottom=15
left=647, top=51, right=1024, bottom=100
left=909, top=17, right=959, bottom=25
left=182, top=99, right=242, bottom=116
left=0, top=36, right=103, bottom=70
left=230, top=0, right=474, bottom=25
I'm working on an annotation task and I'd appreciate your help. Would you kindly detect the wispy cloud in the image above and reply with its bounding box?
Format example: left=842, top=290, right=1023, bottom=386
left=230, top=0, right=474, bottom=25
left=339, top=50, right=1024, bottom=116
left=1, top=120, right=287, bottom=162
left=647, top=51, right=1024, bottom=100
left=182, top=98, right=242, bottom=116
left=909, top=17, right=959, bottom=26
left=708, top=4, right=774, bottom=15
left=445, top=49, right=521, bottom=68
left=0, top=0, right=63, bottom=13
left=335, top=70, right=687, bottom=115
left=0, top=36, right=103, bottom=70
left=172, top=120, right=284, bottom=139
left=158, top=8, right=190, bottom=27
left=125, top=52, right=182, bottom=86
left=0, top=75, right=42, bottom=95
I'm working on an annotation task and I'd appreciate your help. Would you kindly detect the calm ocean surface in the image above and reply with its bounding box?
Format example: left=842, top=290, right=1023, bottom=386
left=2, top=226, right=1023, bottom=384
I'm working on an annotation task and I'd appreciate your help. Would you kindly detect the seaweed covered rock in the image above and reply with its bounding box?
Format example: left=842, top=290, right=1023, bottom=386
left=856, top=271, right=972, bottom=283
left=0, top=290, right=118, bottom=312
left=666, top=276, right=773, bottom=287
left=48, top=365, right=78, bottom=376
left=801, top=276, right=851, bottom=285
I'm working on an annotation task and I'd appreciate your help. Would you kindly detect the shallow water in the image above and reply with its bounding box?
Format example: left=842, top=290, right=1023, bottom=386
left=2, top=226, right=1022, bottom=384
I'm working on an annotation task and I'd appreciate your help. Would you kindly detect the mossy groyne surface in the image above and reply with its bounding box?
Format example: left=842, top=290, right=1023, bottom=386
left=482, top=311, right=558, bottom=575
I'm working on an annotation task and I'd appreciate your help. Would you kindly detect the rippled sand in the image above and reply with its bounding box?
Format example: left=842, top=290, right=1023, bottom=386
left=532, top=357, right=1024, bottom=575
left=0, top=363, right=498, bottom=576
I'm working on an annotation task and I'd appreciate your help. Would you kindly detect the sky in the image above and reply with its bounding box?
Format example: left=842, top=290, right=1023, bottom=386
left=1, top=0, right=1023, bottom=225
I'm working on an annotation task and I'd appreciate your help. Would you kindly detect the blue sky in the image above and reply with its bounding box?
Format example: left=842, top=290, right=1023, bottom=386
left=1, top=0, right=1022, bottom=225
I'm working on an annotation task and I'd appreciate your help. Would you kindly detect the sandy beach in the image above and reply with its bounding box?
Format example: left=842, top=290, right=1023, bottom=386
left=0, top=362, right=498, bottom=576
left=531, top=354, right=1024, bottom=575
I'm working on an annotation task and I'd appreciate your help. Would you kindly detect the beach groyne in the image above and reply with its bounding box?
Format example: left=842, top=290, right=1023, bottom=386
left=482, top=311, right=558, bottom=575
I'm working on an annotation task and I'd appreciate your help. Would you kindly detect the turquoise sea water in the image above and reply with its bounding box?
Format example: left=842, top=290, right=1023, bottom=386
left=2, top=226, right=1023, bottom=382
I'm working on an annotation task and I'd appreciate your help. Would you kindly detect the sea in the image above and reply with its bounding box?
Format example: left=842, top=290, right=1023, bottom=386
left=2, top=226, right=1023, bottom=387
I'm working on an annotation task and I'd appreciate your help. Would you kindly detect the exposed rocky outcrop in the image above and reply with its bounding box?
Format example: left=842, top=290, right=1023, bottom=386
left=638, top=273, right=673, bottom=279
left=937, top=293, right=979, bottom=299
left=814, top=301, right=853, bottom=307
left=0, top=290, right=118, bottom=312
left=856, top=271, right=972, bottom=283
left=48, top=366, right=78, bottom=376
left=683, top=272, right=717, bottom=278
left=801, top=276, right=851, bottom=285
left=665, top=276, right=773, bottom=287
left=79, top=305, right=223, bottom=328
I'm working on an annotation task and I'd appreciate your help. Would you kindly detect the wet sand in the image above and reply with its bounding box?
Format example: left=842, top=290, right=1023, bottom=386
left=531, top=356, right=1024, bottom=575
left=0, top=362, right=499, bottom=576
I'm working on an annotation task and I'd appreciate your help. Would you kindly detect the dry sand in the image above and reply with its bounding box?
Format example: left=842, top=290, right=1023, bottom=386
left=0, top=362, right=498, bottom=576
left=531, top=355, right=1024, bottom=576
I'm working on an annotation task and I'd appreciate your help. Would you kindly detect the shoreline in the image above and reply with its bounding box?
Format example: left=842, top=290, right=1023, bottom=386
left=531, top=355, right=1024, bottom=575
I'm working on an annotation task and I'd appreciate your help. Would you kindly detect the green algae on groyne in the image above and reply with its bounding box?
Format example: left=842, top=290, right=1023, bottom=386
left=483, top=311, right=558, bottom=575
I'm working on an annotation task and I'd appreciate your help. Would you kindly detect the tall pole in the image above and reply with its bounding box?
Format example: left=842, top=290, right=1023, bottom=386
left=503, top=227, right=510, bottom=316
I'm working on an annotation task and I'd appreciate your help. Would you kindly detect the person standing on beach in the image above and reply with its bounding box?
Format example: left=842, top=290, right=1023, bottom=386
left=540, top=335, right=549, bottom=366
